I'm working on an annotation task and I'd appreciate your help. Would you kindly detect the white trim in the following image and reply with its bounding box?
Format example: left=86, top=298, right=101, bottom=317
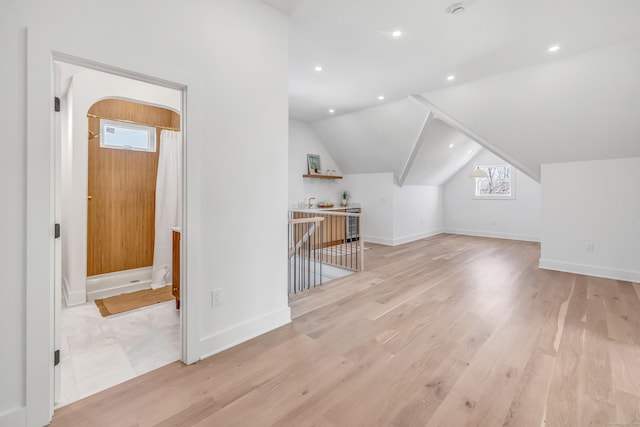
left=364, top=235, right=395, bottom=246
left=27, top=28, right=56, bottom=427
left=397, top=111, right=433, bottom=186
left=472, top=164, right=515, bottom=199
left=410, top=95, right=540, bottom=182
left=445, top=228, right=540, bottom=242
left=100, top=119, right=157, bottom=152
left=539, top=259, right=640, bottom=283
left=62, top=276, right=86, bottom=306
left=392, top=229, right=444, bottom=246
left=365, top=229, right=445, bottom=246
left=27, top=43, right=193, bottom=426
left=0, top=407, right=26, bottom=427
left=198, top=307, right=291, bottom=360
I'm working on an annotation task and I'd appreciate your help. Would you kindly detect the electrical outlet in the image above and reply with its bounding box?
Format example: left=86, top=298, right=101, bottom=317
left=211, top=289, right=222, bottom=306
left=586, top=242, right=594, bottom=253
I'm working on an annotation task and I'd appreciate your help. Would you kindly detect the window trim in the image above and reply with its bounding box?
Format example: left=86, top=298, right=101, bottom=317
left=99, top=119, right=157, bottom=152
left=472, top=164, right=515, bottom=200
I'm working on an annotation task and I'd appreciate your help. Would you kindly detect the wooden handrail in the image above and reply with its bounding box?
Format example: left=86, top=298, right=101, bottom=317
left=288, top=217, right=324, bottom=225
left=288, top=218, right=324, bottom=258
left=288, top=209, right=362, bottom=218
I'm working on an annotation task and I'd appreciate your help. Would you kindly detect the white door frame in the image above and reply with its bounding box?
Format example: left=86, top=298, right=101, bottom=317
left=26, top=50, right=192, bottom=426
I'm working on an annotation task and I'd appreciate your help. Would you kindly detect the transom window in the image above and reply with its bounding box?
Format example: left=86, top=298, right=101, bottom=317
left=474, top=164, right=514, bottom=199
left=100, top=119, right=156, bottom=152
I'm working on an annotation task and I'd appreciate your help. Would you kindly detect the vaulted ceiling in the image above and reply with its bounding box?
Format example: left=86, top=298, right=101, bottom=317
left=266, top=0, right=640, bottom=183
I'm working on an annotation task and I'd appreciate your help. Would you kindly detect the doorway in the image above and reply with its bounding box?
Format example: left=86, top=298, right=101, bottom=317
left=53, top=60, right=186, bottom=407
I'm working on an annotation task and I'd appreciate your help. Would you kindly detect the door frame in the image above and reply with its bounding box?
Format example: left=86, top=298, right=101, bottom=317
left=26, top=49, right=193, bottom=425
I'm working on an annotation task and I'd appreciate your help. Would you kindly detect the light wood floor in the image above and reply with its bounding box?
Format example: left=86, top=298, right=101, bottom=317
left=51, top=234, right=640, bottom=426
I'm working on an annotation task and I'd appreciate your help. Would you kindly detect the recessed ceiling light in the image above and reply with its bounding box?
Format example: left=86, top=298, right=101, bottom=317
left=314, top=65, right=323, bottom=71
left=548, top=45, right=560, bottom=53
left=329, top=109, right=335, bottom=114
left=378, top=95, right=385, bottom=100
left=447, top=75, right=455, bottom=81
left=392, top=30, right=402, bottom=38
left=449, top=144, right=454, bottom=148
left=468, top=149, right=473, bottom=154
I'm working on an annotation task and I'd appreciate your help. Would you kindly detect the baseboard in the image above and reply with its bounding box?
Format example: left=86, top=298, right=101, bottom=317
left=392, top=229, right=444, bottom=246
left=62, top=276, right=86, bottom=307
left=363, top=235, right=395, bottom=246
left=198, top=306, right=292, bottom=360
left=444, top=228, right=540, bottom=242
left=366, top=230, right=445, bottom=246
left=0, top=407, right=26, bottom=427
left=539, top=259, right=640, bottom=283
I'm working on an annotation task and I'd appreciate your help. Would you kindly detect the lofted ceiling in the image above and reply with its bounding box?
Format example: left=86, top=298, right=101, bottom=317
left=265, top=0, right=640, bottom=182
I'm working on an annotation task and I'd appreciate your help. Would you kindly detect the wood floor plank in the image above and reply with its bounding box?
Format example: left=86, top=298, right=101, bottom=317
left=50, top=235, right=640, bottom=427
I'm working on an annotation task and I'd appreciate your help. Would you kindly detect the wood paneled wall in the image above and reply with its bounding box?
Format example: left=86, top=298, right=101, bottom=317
left=87, top=99, right=180, bottom=276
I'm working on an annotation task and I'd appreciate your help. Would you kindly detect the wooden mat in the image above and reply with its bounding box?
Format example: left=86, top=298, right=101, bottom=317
left=95, top=286, right=173, bottom=317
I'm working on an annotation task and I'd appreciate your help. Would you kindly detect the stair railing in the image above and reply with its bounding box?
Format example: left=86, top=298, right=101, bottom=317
left=288, top=216, right=324, bottom=294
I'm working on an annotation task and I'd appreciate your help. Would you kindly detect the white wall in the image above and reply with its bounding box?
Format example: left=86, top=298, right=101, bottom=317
left=312, top=98, right=428, bottom=177
left=443, top=150, right=541, bottom=242
left=289, top=120, right=343, bottom=206
left=393, top=185, right=443, bottom=245
left=343, top=173, right=395, bottom=244
left=62, top=68, right=182, bottom=306
left=2, top=1, right=289, bottom=425
left=344, top=173, right=444, bottom=245
left=0, top=2, right=27, bottom=424
left=540, top=158, right=640, bottom=282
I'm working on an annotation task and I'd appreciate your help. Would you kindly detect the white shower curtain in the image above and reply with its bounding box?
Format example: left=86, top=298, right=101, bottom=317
left=151, top=130, right=182, bottom=289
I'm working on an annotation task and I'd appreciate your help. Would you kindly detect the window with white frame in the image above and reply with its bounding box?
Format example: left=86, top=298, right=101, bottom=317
left=100, top=119, right=156, bottom=152
left=474, top=164, right=514, bottom=198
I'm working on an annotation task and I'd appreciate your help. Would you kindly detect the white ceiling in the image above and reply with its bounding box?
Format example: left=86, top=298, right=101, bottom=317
left=423, top=38, right=640, bottom=179
left=312, top=98, right=428, bottom=178
left=403, top=118, right=482, bottom=186
left=268, top=0, right=640, bottom=122
left=266, top=0, right=640, bottom=183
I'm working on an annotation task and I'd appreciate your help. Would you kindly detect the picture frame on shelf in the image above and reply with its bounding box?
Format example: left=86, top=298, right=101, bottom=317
left=307, top=154, right=322, bottom=175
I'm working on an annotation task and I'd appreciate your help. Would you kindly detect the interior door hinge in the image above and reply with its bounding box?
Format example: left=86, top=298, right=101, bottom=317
left=54, top=223, right=61, bottom=239
left=54, top=349, right=60, bottom=366
left=54, top=97, right=60, bottom=112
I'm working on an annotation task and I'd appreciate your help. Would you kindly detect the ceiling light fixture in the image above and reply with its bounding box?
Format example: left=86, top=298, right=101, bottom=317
left=449, top=144, right=454, bottom=148
left=329, top=109, right=335, bottom=113
left=468, top=168, right=489, bottom=179
left=392, top=30, right=402, bottom=38
left=447, top=75, right=455, bottom=81
left=378, top=95, right=385, bottom=100
left=447, top=3, right=466, bottom=15
left=548, top=45, right=560, bottom=53
left=314, top=65, right=323, bottom=71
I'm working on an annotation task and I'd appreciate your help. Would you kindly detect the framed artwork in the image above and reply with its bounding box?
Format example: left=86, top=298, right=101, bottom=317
left=307, top=154, right=322, bottom=175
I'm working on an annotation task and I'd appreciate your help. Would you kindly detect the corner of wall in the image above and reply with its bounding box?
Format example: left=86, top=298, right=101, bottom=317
left=198, top=306, right=291, bottom=361
left=62, top=276, right=86, bottom=306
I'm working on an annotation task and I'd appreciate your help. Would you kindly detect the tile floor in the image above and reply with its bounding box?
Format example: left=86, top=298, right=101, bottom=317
left=57, top=298, right=180, bottom=408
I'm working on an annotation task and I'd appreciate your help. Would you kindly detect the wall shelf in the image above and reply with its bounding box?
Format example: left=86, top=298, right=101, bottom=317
left=302, top=174, right=342, bottom=180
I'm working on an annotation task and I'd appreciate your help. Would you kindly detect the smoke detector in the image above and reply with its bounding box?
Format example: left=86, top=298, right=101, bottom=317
left=448, top=3, right=466, bottom=15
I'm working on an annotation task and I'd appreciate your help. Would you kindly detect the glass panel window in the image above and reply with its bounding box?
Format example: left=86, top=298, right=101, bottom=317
left=474, top=164, right=514, bottom=199
left=100, top=119, right=156, bottom=152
